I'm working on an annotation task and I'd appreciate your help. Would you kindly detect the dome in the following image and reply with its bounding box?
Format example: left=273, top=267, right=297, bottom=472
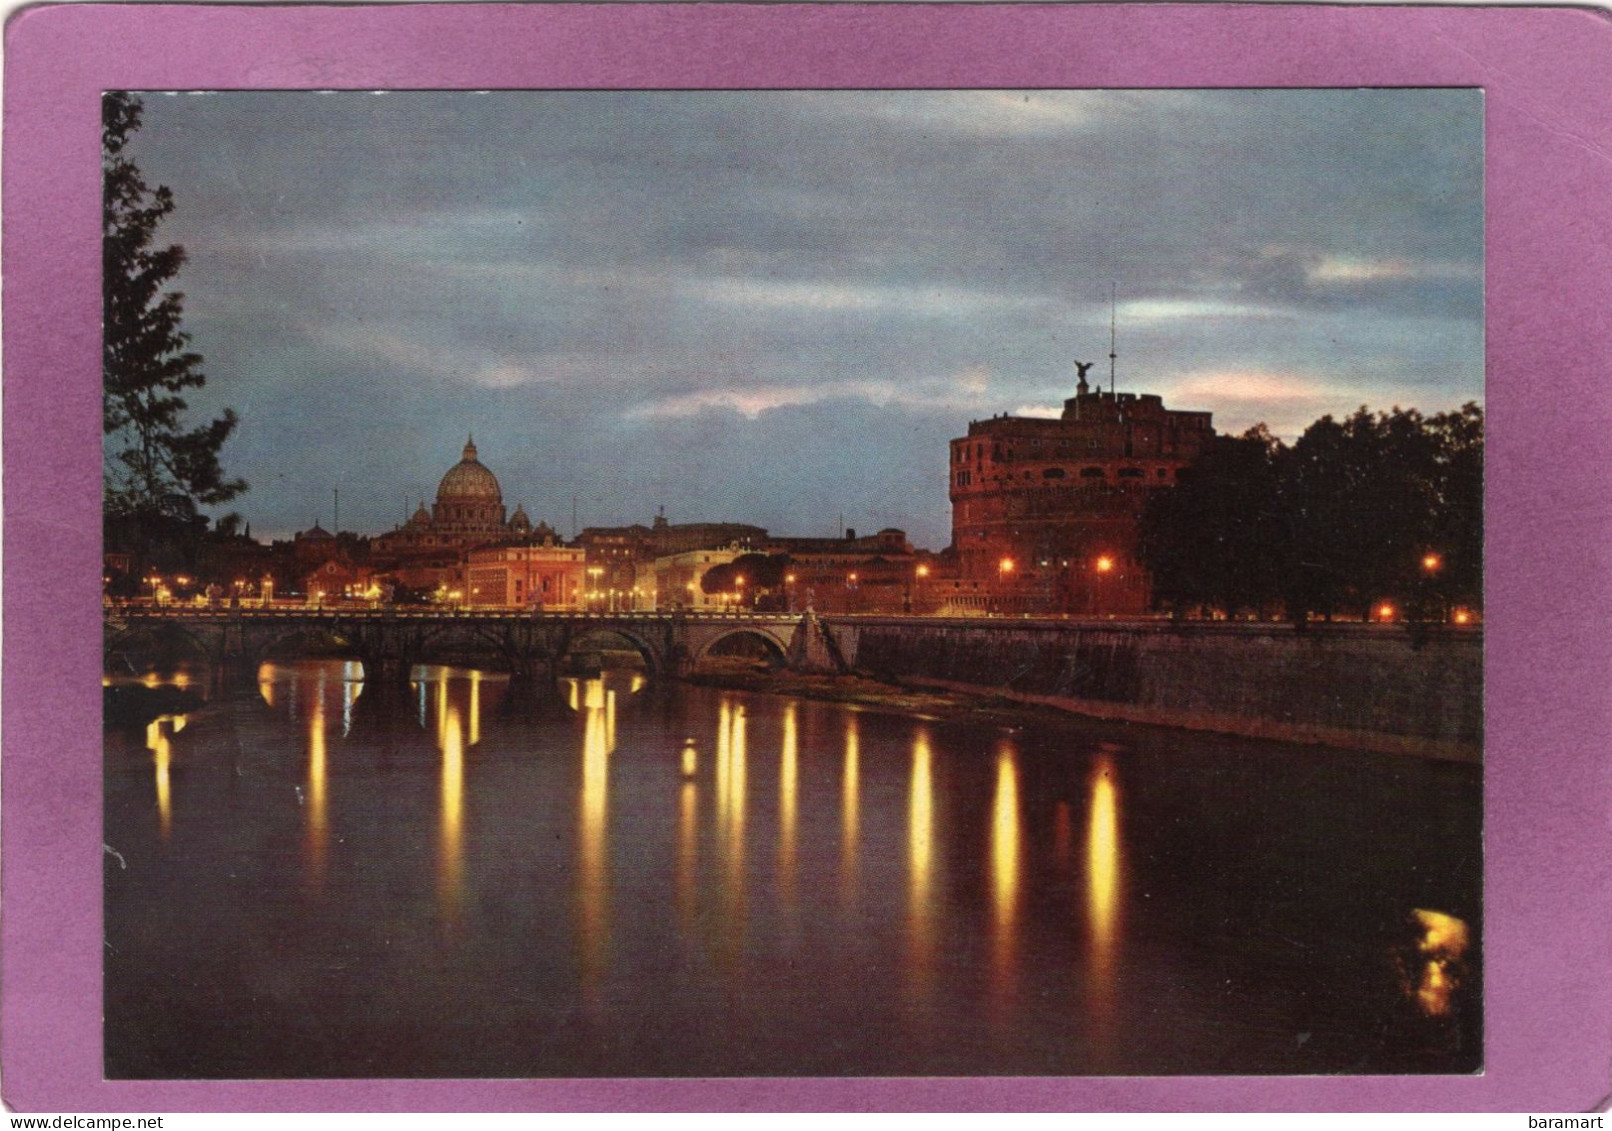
left=436, top=436, right=502, bottom=504
left=509, top=504, right=531, bottom=533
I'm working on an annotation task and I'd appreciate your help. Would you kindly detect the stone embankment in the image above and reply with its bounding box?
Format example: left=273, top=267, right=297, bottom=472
left=817, top=617, right=1482, bottom=762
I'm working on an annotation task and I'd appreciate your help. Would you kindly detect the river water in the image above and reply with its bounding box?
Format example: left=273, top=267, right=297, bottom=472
left=104, top=660, right=1480, bottom=1078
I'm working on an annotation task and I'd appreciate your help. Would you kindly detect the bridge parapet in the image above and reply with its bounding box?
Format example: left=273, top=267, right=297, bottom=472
left=105, top=607, right=806, bottom=682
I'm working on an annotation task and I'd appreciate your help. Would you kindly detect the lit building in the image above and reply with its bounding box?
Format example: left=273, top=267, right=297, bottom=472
left=464, top=531, right=585, bottom=609
left=372, top=436, right=536, bottom=561
left=579, top=515, right=768, bottom=611
left=949, top=364, right=1214, bottom=614
left=368, top=436, right=557, bottom=597
left=759, top=528, right=923, bottom=614
left=650, top=546, right=747, bottom=611
left=303, top=558, right=376, bottom=606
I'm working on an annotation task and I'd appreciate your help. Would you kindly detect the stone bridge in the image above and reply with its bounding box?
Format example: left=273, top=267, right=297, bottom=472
left=105, top=608, right=815, bottom=686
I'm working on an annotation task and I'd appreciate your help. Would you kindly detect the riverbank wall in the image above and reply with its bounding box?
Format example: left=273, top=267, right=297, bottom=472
left=820, top=618, right=1482, bottom=762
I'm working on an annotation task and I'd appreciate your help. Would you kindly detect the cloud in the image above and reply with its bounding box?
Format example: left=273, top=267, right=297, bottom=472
left=697, top=276, right=1049, bottom=318
left=1118, top=298, right=1287, bottom=324
left=127, top=89, right=1484, bottom=547
left=1306, top=255, right=1480, bottom=286
left=307, top=322, right=551, bottom=389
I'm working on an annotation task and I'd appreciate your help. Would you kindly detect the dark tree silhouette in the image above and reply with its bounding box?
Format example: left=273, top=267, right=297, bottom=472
left=1139, top=425, right=1286, bottom=619
left=103, top=91, right=244, bottom=523
left=1139, top=405, right=1483, bottom=626
left=702, top=553, right=792, bottom=608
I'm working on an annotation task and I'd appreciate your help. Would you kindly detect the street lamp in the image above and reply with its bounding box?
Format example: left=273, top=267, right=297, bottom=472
left=1422, top=553, right=1442, bottom=574
left=1093, top=554, right=1114, bottom=618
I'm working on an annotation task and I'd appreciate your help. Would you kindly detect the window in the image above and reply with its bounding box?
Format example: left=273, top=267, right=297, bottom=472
left=1080, top=467, right=1106, bottom=478
left=1118, top=468, right=1145, bottom=478
left=1042, top=468, right=1066, bottom=480
left=1157, top=468, right=1168, bottom=479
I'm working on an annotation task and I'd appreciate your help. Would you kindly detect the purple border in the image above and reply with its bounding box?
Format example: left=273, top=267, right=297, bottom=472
left=5, top=2, right=1610, bottom=1113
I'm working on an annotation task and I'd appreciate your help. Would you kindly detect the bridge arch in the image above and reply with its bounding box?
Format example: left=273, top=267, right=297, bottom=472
left=406, top=622, right=525, bottom=673
left=689, top=626, right=791, bottom=672
left=105, top=622, right=216, bottom=669
left=561, top=627, right=666, bottom=678
left=251, top=627, right=364, bottom=668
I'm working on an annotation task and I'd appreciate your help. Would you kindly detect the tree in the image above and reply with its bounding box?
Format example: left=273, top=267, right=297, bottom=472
left=1138, top=405, right=1484, bottom=627
left=1140, top=425, right=1287, bottom=619
left=1423, top=402, right=1484, bottom=609
left=103, top=92, right=244, bottom=524
left=702, top=553, right=792, bottom=608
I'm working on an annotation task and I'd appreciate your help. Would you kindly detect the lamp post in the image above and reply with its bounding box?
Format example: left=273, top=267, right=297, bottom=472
left=1415, top=551, right=1444, bottom=624
left=997, top=558, right=1014, bottom=617
left=907, top=562, right=931, bottom=615
left=1094, top=554, right=1114, bottom=618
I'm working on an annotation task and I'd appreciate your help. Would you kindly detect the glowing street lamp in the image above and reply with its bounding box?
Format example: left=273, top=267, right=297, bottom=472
left=998, top=558, right=1015, bottom=576
left=1095, top=555, right=1114, bottom=574
left=1378, top=603, right=1396, bottom=622
left=916, top=563, right=931, bottom=579
left=1422, top=553, right=1443, bottom=574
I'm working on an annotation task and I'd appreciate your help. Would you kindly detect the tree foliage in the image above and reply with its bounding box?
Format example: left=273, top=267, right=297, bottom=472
left=1139, top=404, right=1483, bottom=624
left=103, top=92, right=245, bottom=522
left=702, top=553, right=792, bottom=604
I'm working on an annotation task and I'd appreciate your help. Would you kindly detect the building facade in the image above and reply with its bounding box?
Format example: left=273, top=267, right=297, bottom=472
left=759, top=528, right=927, bottom=614
left=950, top=368, right=1214, bottom=614
left=650, top=546, right=747, bottom=611
left=464, top=534, right=586, bottom=609
left=372, top=437, right=536, bottom=563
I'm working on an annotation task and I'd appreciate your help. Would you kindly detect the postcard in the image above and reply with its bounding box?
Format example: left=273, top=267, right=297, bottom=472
left=4, top=2, right=1611, bottom=1115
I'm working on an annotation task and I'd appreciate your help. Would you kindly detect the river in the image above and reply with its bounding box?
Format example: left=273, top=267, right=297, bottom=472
left=104, top=659, right=1481, bottom=1078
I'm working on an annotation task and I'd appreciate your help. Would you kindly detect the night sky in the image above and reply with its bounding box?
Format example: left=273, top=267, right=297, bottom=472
left=125, top=89, right=1484, bottom=548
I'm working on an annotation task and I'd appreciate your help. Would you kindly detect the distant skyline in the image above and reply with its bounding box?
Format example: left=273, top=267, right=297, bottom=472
left=127, top=89, right=1484, bottom=548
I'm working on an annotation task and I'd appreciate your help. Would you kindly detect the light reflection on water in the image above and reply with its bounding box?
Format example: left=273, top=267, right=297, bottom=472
left=841, top=713, right=860, bottom=907
left=907, top=726, right=935, bottom=999
left=778, top=703, right=799, bottom=914
left=1086, top=750, right=1122, bottom=1047
left=144, top=716, right=178, bottom=841
left=989, top=740, right=1021, bottom=1010
left=106, top=658, right=1481, bottom=1078
left=306, top=692, right=328, bottom=889
left=577, top=678, right=611, bottom=1002
left=1410, top=908, right=1470, bottom=1017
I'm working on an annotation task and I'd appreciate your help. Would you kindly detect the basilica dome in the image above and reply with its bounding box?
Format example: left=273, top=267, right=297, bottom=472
left=436, top=437, right=503, bottom=505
